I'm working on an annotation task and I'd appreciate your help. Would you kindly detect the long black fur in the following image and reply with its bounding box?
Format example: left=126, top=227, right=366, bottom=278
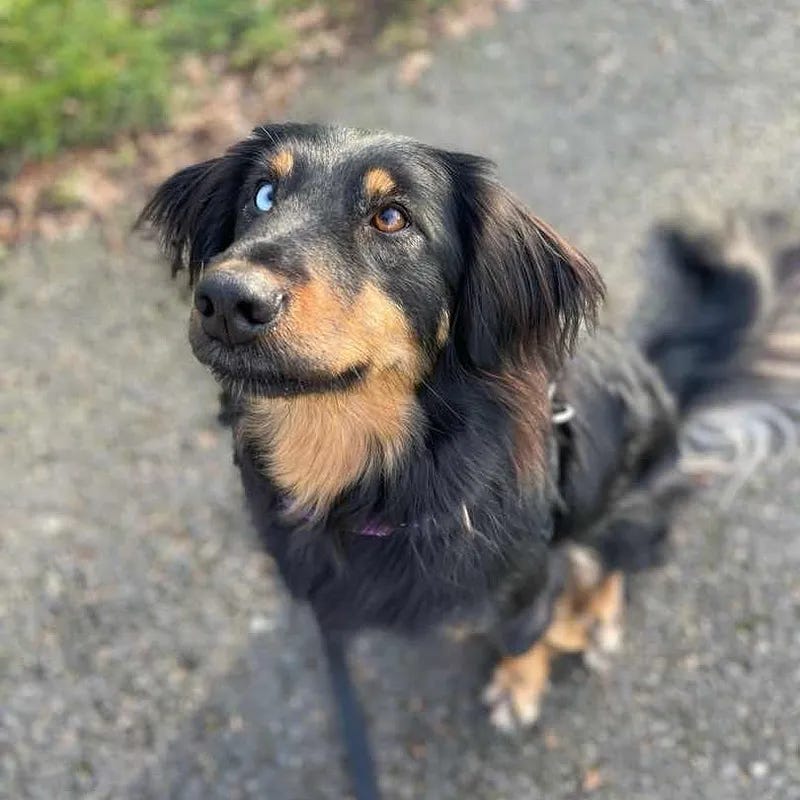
left=140, top=122, right=799, bottom=693
left=140, top=125, right=603, bottom=638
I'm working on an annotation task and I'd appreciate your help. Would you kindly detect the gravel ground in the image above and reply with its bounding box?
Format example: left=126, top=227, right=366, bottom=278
left=2, top=1, right=800, bottom=798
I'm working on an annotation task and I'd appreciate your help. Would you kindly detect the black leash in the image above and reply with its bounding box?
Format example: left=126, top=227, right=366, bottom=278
left=319, top=628, right=382, bottom=800
left=314, top=388, right=574, bottom=799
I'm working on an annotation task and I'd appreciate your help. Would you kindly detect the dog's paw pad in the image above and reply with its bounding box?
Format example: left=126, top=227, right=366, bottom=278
left=488, top=693, right=541, bottom=733
left=482, top=659, right=546, bottom=733
left=595, top=619, right=623, bottom=653
left=585, top=619, right=623, bottom=673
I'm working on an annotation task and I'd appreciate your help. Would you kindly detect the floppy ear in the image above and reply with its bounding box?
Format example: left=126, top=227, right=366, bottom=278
left=449, top=156, right=605, bottom=371
left=137, top=149, right=250, bottom=282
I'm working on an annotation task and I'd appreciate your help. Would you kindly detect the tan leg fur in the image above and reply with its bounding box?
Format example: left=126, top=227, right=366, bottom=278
left=483, top=547, right=625, bottom=731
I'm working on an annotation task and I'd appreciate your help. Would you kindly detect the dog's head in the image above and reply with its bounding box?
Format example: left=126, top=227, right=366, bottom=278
left=140, top=123, right=603, bottom=397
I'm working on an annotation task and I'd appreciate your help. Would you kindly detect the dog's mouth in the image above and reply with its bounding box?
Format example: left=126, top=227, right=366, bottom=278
left=190, top=327, right=367, bottom=398
left=213, top=363, right=367, bottom=398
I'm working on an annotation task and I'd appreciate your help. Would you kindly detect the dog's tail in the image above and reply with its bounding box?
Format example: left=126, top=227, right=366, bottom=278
left=631, top=210, right=800, bottom=500
left=633, top=210, right=800, bottom=410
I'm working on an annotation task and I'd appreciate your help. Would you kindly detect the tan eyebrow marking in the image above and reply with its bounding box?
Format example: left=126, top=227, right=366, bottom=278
left=269, top=149, right=294, bottom=178
left=363, top=167, right=396, bottom=199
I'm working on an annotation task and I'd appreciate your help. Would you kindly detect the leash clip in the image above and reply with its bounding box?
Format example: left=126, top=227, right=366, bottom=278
left=549, top=382, right=575, bottom=426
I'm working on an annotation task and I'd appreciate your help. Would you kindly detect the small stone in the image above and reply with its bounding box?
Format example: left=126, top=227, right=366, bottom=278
left=249, top=614, right=274, bottom=634
left=44, top=570, right=63, bottom=599
left=543, top=730, right=560, bottom=750
left=229, top=714, right=244, bottom=732
left=407, top=741, right=426, bottom=760
left=750, top=761, right=769, bottom=779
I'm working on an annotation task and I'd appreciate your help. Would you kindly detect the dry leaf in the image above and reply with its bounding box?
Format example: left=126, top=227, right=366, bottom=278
left=398, top=50, right=433, bottom=87
left=582, top=767, right=604, bottom=792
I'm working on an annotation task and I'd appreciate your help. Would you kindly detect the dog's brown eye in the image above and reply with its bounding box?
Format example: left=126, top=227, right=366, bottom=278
left=371, top=205, right=408, bottom=233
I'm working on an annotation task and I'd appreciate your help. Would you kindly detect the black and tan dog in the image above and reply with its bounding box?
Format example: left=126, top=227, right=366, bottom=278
left=140, top=123, right=799, bottom=731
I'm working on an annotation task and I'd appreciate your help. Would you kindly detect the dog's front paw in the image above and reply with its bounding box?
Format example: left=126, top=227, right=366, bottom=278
left=482, top=644, right=550, bottom=733
left=584, top=617, right=623, bottom=673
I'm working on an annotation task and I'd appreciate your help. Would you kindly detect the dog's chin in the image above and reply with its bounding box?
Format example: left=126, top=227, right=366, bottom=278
left=213, top=365, right=367, bottom=399
left=189, top=331, right=367, bottom=398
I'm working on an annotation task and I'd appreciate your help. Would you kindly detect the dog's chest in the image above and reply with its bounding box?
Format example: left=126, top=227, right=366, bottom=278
left=235, top=442, right=556, bottom=636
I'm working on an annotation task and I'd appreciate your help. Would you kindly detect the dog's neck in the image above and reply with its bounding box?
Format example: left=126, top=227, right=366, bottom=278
left=240, top=371, right=420, bottom=514
left=238, top=356, right=553, bottom=520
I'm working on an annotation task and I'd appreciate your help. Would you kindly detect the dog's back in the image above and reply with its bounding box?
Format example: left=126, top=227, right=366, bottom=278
left=484, top=210, right=800, bottom=730
left=559, top=210, right=800, bottom=568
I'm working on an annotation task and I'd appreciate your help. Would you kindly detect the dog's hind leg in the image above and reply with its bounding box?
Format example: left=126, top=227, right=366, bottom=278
left=483, top=546, right=624, bottom=731
left=482, top=639, right=553, bottom=732
left=584, top=571, right=625, bottom=672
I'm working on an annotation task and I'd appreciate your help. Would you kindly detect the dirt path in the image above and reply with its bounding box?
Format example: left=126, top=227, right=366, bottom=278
left=2, top=1, right=800, bottom=798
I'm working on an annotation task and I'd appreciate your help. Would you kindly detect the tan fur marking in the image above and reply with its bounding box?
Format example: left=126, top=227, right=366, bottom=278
left=484, top=641, right=552, bottom=730
left=200, top=258, right=285, bottom=291
left=496, top=362, right=550, bottom=484
left=545, top=549, right=623, bottom=653
left=567, top=544, right=604, bottom=592
left=588, top=571, right=624, bottom=624
left=435, top=310, right=450, bottom=348
left=363, top=167, right=396, bottom=199
left=282, top=278, right=421, bottom=375
left=587, top=571, right=625, bottom=659
left=244, top=372, right=419, bottom=513
left=238, top=275, right=425, bottom=512
left=544, top=597, right=592, bottom=652
left=269, top=149, right=294, bottom=178
left=484, top=548, right=625, bottom=730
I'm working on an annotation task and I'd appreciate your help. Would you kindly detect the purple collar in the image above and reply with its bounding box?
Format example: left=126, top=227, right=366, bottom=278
left=359, top=521, right=393, bottom=538
left=280, top=499, right=394, bottom=537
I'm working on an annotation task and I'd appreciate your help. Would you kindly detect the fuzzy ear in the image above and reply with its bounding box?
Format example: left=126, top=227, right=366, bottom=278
left=449, top=156, right=605, bottom=371
left=137, top=148, right=251, bottom=282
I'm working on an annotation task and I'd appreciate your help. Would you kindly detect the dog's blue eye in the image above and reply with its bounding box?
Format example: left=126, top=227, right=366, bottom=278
left=254, top=182, right=274, bottom=212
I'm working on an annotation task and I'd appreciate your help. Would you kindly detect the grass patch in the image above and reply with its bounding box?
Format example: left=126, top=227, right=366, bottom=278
left=1, top=0, right=168, bottom=162
left=0, top=0, right=458, bottom=172
left=0, top=0, right=302, bottom=169
left=153, top=0, right=297, bottom=69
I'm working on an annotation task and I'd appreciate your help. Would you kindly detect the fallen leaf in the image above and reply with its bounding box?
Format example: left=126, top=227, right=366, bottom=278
left=582, top=767, right=604, bottom=792
left=398, top=50, right=433, bottom=87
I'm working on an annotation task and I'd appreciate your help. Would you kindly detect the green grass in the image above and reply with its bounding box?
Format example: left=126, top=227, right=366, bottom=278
left=1, top=0, right=167, bottom=162
left=154, top=0, right=297, bottom=69
left=0, top=0, right=299, bottom=167
left=0, top=0, right=456, bottom=171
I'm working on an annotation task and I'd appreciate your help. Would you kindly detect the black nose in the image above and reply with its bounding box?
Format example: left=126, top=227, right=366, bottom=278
left=194, top=272, right=285, bottom=346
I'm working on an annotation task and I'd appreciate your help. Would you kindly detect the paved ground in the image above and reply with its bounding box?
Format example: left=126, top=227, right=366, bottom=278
left=2, top=1, right=800, bottom=798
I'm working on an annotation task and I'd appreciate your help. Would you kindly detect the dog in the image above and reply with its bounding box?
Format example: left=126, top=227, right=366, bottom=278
left=140, top=122, right=800, bottom=732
